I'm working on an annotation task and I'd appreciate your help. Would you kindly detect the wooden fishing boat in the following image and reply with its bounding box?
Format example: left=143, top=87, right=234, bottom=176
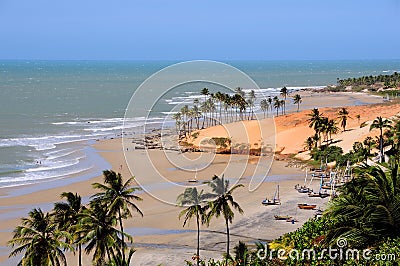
left=298, top=203, right=317, bottom=210
left=274, top=215, right=292, bottom=220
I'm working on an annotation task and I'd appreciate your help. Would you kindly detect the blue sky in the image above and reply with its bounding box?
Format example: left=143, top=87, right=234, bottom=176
left=1, top=0, right=399, bottom=60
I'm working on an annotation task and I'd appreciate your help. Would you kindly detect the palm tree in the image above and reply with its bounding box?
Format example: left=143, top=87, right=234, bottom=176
left=318, top=117, right=329, bottom=144
left=292, top=94, right=302, bottom=112
left=172, top=112, right=182, bottom=136
left=307, top=108, right=325, bottom=145
left=312, top=133, right=320, bottom=149
left=280, top=86, right=288, bottom=100
left=280, top=87, right=288, bottom=114
left=267, top=96, right=273, bottom=114
left=206, top=175, right=244, bottom=260
left=273, top=96, right=280, bottom=116
left=233, top=93, right=246, bottom=121
left=248, top=90, right=256, bottom=120
left=233, top=241, right=249, bottom=266
left=304, top=136, right=315, bottom=151
left=337, top=107, right=351, bottom=132
left=180, top=105, right=189, bottom=137
left=235, top=87, right=245, bottom=98
left=8, top=208, right=72, bottom=266
left=370, top=116, right=392, bottom=162
left=54, top=192, right=85, bottom=266
left=280, top=99, right=285, bottom=115
left=326, top=164, right=400, bottom=248
left=77, top=202, right=125, bottom=265
left=325, top=119, right=340, bottom=145
left=363, top=136, right=375, bottom=155
left=201, top=87, right=209, bottom=102
left=177, top=188, right=209, bottom=266
left=200, top=100, right=208, bottom=128
left=307, top=108, right=323, bottom=130
left=201, top=88, right=209, bottom=127
left=260, top=99, right=268, bottom=118
left=215, top=91, right=224, bottom=124
left=206, top=97, right=216, bottom=126
left=91, top=170, right=143, bottom=264
left=192, top=105, right=201, bottom=130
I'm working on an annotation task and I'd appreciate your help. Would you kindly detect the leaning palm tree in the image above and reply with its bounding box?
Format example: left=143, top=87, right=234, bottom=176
left=370, top=116, right=392, bottom=163
left=8, top=208, right=72, bottom=266
left=177, top=188, right=209, bottom=266
left=337, top=107, right=351, bottom=132
left=91, top=170, right=143, bottom=264
left=206, top=175, right=244, bottom=260
left=292, top=94, right=302, bottom=112
left=54, top=192, right=86, bottom=266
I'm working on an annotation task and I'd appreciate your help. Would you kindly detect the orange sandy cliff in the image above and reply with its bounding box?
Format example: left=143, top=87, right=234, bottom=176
left=185, top=101, right=400, bottom=159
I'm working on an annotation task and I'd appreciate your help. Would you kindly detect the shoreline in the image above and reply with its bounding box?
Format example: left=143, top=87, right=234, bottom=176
left=0, top=90, right=396, bottom=265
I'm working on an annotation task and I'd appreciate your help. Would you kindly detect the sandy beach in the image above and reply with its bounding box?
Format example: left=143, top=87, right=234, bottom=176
left=1, top=91, right=398, bottom=265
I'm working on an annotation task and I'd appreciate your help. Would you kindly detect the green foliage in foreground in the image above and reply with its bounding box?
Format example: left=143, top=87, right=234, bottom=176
left=187, top=163, right=400, bottom=265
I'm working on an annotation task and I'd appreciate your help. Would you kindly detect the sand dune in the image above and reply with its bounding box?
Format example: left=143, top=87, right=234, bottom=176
left=1, top=91, right=400, bottom=265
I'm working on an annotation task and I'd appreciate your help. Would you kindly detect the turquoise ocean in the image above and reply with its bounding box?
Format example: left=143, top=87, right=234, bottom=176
left=1, top=60, right=399, bottom=188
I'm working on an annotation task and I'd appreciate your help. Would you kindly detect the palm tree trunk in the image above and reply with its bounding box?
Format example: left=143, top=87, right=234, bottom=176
left=118, top=209, right=126, bottom=263
left=196, top=214, right=200, bottom=266
left=380, top=128, right=384, bottom=163
left=79, top=243, right=82, bottom=266
left=225, top=217, right=230, bottom=263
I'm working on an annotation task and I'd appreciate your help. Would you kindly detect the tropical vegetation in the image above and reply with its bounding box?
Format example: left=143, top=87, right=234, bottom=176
left=173, top=87, right=296, bottom=138
left=8, top=170, right=143, bottom=266
left=178, top=175, right=244, bottom=265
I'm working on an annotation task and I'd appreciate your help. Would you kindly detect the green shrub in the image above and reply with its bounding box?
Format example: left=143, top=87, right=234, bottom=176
left=311, top=145, right=343, bottom=163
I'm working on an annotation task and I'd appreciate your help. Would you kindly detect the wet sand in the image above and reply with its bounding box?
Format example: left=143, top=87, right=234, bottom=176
left=0, top=91, right=395, bottom=265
